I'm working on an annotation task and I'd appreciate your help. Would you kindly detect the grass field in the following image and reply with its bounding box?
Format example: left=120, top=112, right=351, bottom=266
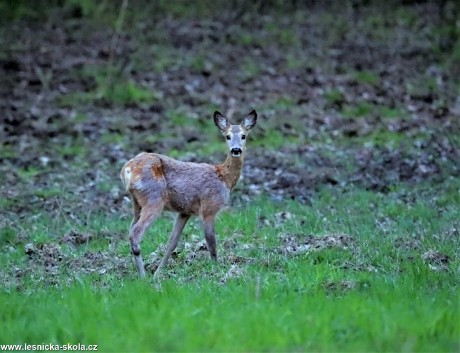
left=1, top=181, right=459, bottom=351
left=1, top=0, right=459, bottom=352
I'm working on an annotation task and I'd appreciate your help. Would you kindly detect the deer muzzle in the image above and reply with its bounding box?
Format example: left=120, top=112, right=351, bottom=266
left=231, top=148, right=242, bottom=157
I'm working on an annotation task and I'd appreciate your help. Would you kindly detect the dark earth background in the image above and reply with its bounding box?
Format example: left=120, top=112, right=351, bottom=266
left=1, top=0, right=459, bottom=227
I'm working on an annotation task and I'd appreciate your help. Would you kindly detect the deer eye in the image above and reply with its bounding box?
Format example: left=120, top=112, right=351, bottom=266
left=241, top=134, right=246, bottom=140
left=226, top=135, right=231, bottom=140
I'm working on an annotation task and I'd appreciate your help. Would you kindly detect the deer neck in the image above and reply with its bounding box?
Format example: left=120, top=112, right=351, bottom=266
left=216, top=153, right=244, bottom=190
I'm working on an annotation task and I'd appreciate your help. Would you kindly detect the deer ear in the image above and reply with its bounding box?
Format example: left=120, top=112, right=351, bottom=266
left=242, top=110, right=257, bottom=130
left=213, top=111, right=229, bottom=131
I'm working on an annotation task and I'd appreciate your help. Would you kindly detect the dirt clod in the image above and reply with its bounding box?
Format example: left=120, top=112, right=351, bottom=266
left=280, top=234, right=353, bottom=256
left=60, top=230, right=93, bottom=246
left=422, top=250, right=451, bottom=271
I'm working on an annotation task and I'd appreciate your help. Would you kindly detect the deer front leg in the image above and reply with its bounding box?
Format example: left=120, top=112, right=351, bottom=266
left=154, top=213, right=190, bottom=277
left=129, top=204, right=162, bottom=277
left=203, top=216, right=217, bottom=261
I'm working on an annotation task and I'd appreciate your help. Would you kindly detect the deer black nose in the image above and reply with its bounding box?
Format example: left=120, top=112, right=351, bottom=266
left=231, top=148, right=242, bottom=156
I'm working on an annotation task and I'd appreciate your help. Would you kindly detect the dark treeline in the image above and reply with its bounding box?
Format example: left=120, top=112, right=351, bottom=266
left=1, top=0, right=459, bottom=62
left=0, top=0, right=458, bottom=18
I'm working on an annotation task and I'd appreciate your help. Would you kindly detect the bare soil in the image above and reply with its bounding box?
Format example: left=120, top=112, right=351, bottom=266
left=0, top=2, right=458, bottom=282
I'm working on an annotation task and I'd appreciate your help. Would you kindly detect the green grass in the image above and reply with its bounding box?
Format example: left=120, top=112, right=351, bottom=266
left=59, top=65, right=158, bottom=107
left=0, top=181, right=458, bottom=351
left=0, top=271, right=457, bottom=352
left=60, top=79, right=156, bottom=106
left=238, top=58, right=263, bottom=81
left=325, top=89, right=346, bottom=107
left=33, top=187, right=62, bottom=199
left=339, top=102, right=408, bottom=121
left=354, top=70, right=380, bottom=85
left=0, top=226, right=17, bottom=246
left=0, top=145, right=16, bottom=159
left=379, top=105, right=408, bottom=119
left=346, top=129, right=408, bottom=148
left=16, top=166, right=41, bottom=181
left=342, top=101, right=375, bottom=118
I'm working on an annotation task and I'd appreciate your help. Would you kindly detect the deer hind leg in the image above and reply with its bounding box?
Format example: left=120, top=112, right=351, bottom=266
left=154, top=213, right=190, bottom=277
left=130, top=195, right=141, bottom=230
left=129, top=202, right=163, bottom=277
left=203, top=216, right=217, bottom=261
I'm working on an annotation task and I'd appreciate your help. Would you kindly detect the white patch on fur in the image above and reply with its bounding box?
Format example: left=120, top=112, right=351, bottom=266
left=123, top=167, right=132, bottom=190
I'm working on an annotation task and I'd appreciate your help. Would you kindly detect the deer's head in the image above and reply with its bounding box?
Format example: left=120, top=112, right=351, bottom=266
left=214, top=110, right=257, bottom=157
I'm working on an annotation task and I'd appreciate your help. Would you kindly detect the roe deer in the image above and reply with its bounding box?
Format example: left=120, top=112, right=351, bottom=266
left=120, top=110, right=257, bottom=277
